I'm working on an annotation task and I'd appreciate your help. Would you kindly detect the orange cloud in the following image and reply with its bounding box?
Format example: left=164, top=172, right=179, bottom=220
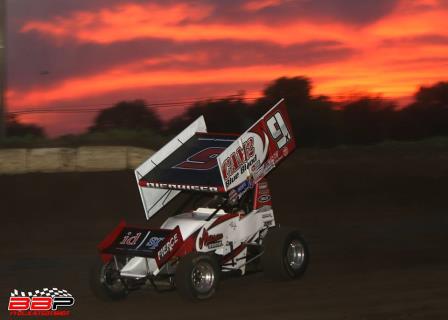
left=21, top=2, right=352, bottom=45
left=7, top=64, right=303, bottom=107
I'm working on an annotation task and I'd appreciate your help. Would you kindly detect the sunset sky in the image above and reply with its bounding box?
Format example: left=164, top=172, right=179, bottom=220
left=6, top=0, right=448, bottom=136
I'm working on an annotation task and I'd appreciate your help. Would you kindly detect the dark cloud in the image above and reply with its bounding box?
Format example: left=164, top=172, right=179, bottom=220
left=298, top=0, right=399, bottom=25
left=439, top=0, right=448, bottom=7
left=136, top=39, right=354, bottom=70
left=7, top=0, right=147, bottom=21
left=382, top=34, right=448, bottom=47
left=7, top=0, right=399, bottom=28
left=8, top=31, right=354, bottom=91
left=388, top=56, right=448, bottom=66
left=197, top=0, right=399, bottom=26
left=7, top=33, right=180, bottom=90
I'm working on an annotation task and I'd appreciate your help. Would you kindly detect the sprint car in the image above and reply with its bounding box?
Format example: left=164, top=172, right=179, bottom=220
left=90, top=98, right=309, bottom=301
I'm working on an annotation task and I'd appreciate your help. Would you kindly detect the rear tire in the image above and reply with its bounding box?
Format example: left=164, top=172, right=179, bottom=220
left=90, top=258, right=128, bottom=301
left=175, top=253, right=220, bottom=301
left=262, top=227, right=309, bottom=280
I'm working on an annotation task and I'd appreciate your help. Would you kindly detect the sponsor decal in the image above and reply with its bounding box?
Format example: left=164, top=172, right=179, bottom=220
left=102, top=227, right=175, bottom=257
left=155, top=227, right=183, bottom=266
left=220, top=133, right=269, bottom=189
left=258, top=181, right=269, bottom=190
left=228, top=189, right=238, bottom=203
left=223, top=137, right=257, bottom=187
left=258, top=195, right=271, bottom=203
left=144, top=236, right=164, bottom=250
left=236, top=179, right=253, bottom=194
left=198, top=229, right=224, bottom=250
left=221, top=137, right=255, bottom=181
left=262, top=213, right=274, bottom=219
left=252, top=158, right=275, bottom=182
left=229, top=179, right=254, bottom=202
left=157, top=234, right=178, bottom=260
left=119, top=231, right=142, bottom=246
left=254, top=179, right=272, bottom=209
left=140, top=181, right=218, bottom=192
left=8, top=288, right=74, bottom=317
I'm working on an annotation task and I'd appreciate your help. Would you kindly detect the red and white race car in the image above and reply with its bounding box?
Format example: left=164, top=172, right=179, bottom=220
left=91, top=99, right=309, bottom=301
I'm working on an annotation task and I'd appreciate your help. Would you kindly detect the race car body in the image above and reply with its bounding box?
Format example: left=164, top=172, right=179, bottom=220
left=91, top=99, right=309, bottom=301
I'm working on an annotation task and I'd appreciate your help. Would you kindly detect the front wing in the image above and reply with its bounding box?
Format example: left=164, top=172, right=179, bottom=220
left=99, top=223, right=183, bottom=268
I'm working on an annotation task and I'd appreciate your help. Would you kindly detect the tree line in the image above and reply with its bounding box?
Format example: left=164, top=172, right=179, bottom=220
left=6, top=76, right=448, bottom=147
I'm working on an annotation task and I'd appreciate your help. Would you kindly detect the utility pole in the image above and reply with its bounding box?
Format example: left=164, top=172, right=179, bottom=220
left=0, top=0, right=5, bottom=139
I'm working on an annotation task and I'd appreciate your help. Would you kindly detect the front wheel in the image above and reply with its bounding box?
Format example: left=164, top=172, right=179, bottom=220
left=262, top=227, right=309, bottom=280
left=175, top=253, right=220, bottom=301
left=90, top=258, right=128, bottom=301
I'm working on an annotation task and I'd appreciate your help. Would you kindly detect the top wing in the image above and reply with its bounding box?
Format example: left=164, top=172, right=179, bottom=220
left=135, top=98, right=295, bottom=220
left=217, top=98, right=296, bottom=191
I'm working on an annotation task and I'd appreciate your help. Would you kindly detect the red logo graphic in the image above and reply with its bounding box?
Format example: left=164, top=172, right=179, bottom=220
left=8, top=288, right=74, bottom=317
left=174, top=147, right=225, bottom=170
left=198, top=229, right=224, bottom=249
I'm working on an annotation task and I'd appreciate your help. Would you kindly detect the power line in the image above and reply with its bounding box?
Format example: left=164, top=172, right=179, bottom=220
left=11, top=94, right=260, bottom=111
left=9, top=95, right=260, bottom=115
left=7, top=92, right=409, bottom=116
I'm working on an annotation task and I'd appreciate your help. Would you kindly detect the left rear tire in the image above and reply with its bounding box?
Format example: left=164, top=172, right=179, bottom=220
left=90, top=258, right=128, bottom=301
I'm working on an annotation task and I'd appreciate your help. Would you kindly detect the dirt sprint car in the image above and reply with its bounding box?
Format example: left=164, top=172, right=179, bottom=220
left=91, top=98, right=309, bottom=301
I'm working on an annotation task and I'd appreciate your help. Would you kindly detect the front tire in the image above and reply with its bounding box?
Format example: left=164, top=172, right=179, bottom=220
left=175, top=253, right=220, bottom=301
left=90, top=258, right=128, bottom=301
left=262, top=227, right=309, bottom=280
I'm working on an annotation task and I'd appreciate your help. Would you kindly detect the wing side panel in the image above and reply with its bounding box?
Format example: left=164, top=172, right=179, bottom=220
left=217, top=98, right=296, bottom=191
left=135, top=116, right=207, bottom=219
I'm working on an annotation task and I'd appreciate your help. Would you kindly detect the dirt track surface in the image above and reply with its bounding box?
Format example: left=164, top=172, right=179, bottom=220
left=1, top=151, right=448, bottom=319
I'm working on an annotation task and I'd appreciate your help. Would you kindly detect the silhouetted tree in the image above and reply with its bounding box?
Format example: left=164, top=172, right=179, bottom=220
left=165, top=97, right=251, bottom=134
left=248, top=76, right=314, bottom=124
left=299, top=96, right=344, bottom=147
left=252, top=77, right=343, bottom=146
left=261, top=76, right=311, bottom=106
left=341, top=97, right=396, bottom=144
left=415, top=81, right=448, bottom=106
left=89, top=100, right=162, bottom=132
left=5, top=114, right=45, bottom=137
left=393, top=82, right=448, bottom=139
